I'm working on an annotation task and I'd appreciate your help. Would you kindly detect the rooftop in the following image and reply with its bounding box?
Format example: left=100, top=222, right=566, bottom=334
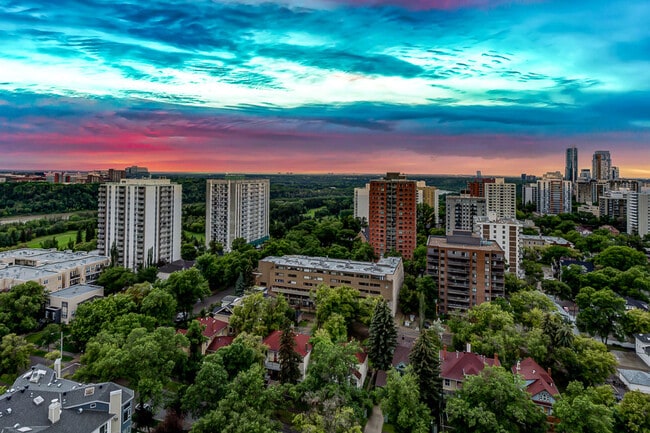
left=260, top=255, right=402, bottom=276
left=440, top=350, right=500, bottom=381
left=0, top=265, right=59, bottom=281
left=619, top=368, right=650, bottom=387
left=263, top=330, right=312, bottom=357
left=49, top=284, right=104, bottom=299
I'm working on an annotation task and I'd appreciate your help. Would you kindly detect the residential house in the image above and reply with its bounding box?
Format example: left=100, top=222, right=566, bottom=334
left=375, top=345, right=412, bottom=387
left=352, top=351, right=369, bottom=389
left=0, top=364, right=134, bottom=433
left=618, top=369, right=650, bottom=394
left=262, top=330, right=312, bottom=381
left=513, top=357, right=559, bottom=415
left=178, top=317, right=229, bottom=355
left=439, top=347, right=500, bottom=393
left=635, top=334, right=650, bottom=368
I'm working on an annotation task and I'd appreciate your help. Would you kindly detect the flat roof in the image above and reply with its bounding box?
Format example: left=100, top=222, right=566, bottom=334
left=49, top=284, right=104, bottom=299
left=427, top=235, right=504, bottom=252
left=261, top=255, right=402, bottom=276
left=0, top=265, right=59, bottom=280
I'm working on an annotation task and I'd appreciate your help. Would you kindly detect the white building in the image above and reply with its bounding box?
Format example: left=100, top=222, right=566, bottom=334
left=628, top=192, right=650, bottom=237
left=97, top=179, right=182, bottom=270
left=485, top=178, right=517, bottom=219
left=354, top=183, right=370, bottom=222
left=536, top=174, right=572, bottom=215
left=474, top=217, right=523, bottom=277
left=205, top=178, right=270, bottom=252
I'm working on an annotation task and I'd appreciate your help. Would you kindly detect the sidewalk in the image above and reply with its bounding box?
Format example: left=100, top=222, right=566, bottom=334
left=364, top=405, right=384, bottom=433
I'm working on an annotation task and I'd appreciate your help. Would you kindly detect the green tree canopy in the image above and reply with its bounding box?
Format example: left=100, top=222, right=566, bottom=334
left=96, top=266, right=137, bottom=295
left=554, top=381, right=615, bottom=433
left=229, top=292, right=294, bottom=336
left=576, top=287, right=626, bottom=344
left=614, top=390, right=650, bottom=433
left=593, top=245, right=648, bottom=271
left=0, top=333, right=34, bottom=375
left=165, top=267, right=210, bottom=316
left=0, top=281, right=47, bottom=334
left=367, top=299, right=397, bottom=371
left=409, top=330, right=442, bottom=428
left=380, top=368, right=430, bottom=433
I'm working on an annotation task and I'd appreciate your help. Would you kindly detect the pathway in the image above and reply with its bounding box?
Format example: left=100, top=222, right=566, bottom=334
left=364, top=405, right=384, bottom=433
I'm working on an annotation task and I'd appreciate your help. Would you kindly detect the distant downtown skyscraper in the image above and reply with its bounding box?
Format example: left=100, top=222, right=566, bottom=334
left=368, top=172, right=417, bottom=259
left=592, top=150, right=612, bottom=180
left=205, top=177, right=270, bottom=252
left=97, top=178, right=182, bottom=269
left=565, top=146, right=578, bottom=182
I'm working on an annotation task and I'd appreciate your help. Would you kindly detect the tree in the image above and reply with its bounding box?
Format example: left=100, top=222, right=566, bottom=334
left=0, top=281, right=47, bottom=334
left=293, top=395, right=363, bottom=433
left=96, top=266, right=137, bottom=295
left=615, top=390, right=650, bottom=433
left=409, top=330, right=442, bottom=427
left=76, top=228, right=83, bottom=244
left=554, top=381, right=614, bottom=433
left=323, top=312, right=348, bottom=343
left=182, top=355, right=229, bottom=418
left=594, top=245, right=648, bottom=271
left=85, top=224, right=95, bottom=242
left=367, top=300, right=397, bottom=372
left=70, top=294, right=137, bottom=348
left=166, top=267, right=210, bottom=316
left=0, top=333, right=34, bottom=375
left=445, top=367, right=548, bottom=433
left=576, top=287, right=626, bottom=344
left=305, top=329, right=361, bottom=390
left=623, top=308, right=650, bottom=337
left=314, top=285, right=368, bottom=329
left=40, top=323, right=62, bottom=351
left=214, top=332, right=266, bottom=380
left=229, top=292, right=294, bottom=336
left=380, top=369, right=430, bottom=433
left=235, top=272, right=246, bottom=297
left=140, top=286, right=177, bottom=326
left=279, top=324, right=302, bottom=384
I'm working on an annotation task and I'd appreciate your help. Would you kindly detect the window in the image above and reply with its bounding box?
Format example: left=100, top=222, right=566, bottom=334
left=444, top=379, right=451, bottom=387
left=99, top=424, right=108, bottom=433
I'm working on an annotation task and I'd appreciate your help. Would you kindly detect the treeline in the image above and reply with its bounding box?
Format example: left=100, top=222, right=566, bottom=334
left=0, top=183, right=99, bottom=217
left=0, top=213, right=96, bottom=249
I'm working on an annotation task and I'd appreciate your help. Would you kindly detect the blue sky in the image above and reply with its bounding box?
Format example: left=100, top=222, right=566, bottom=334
left=1, top=0, right=649, bottom=175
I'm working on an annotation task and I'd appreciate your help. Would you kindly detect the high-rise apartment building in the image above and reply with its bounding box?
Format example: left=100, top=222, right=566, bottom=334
left=485, top=178, right=517, bottom=219
left=467, top=177, right=495, bottom=198
left=536, top=173, right=572, bottom=215
left=427, top=231, right=505, bottom=314
left=445, top=195, right=487, bottom=235
left=565, top=147, right=578, bottom=182
left=474, top=217, right=523, bottom=277
left=417, top=181, right=440, bottom=226
left=205, top=178, right=270, bottom=252
left=628, top=191, right=650, bottom=237
left=368, top=173, right=417, bottom=259
left=354, top=183, right=370, bottom=222
left=98, top=179, right=182, bottom=270
left=599, top=190, right=629, bottom=222
left=592, top=151, right=612, bottom=180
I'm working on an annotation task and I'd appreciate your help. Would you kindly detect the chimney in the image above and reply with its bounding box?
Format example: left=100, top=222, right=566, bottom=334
left=547, top=367, right=552, bottom=377
left=48, top=400, right=61, bottom=424
left=54, top=358, right=61, bottom=380
left=442, top=345, right=447, bottom=360
left=466, top=343, right=471, bottom=353
left=494, top=353, right=499, bottom=365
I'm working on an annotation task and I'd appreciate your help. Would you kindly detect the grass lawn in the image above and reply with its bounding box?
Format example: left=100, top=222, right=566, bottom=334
left=27, top=230, right=78, bottom=249
left=184, top=231, right=205, bottom=242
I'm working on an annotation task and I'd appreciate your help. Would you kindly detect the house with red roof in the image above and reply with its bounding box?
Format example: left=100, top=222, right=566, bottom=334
left=263, top=330, right=312, bottom=381
left=439, top=346, right=500, bottom=393
left=177, top=317, right=229, bottom=355
left=352, top=350, right=369, bottom=389
left=513, top=357, right=559, bottom=415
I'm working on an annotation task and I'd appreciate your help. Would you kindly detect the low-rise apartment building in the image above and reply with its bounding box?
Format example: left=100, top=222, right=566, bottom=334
left=45, top=283, right=104, bottom=324
left=256, top=255, right=404, bottom=315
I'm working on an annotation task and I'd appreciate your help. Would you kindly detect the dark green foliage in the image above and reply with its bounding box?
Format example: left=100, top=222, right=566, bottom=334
left=96, top=266, right=137, bottom=295
left=367, top=299, right=397, bottom=371
left=593, top=245, right=648, bottom=271
left=165, top=267, right=210, bottom=316
left=554, top=381, right=615, bottom=433
left=576, top=287, right=626, bottom=344
left=182, top=356, right=229, bottom=418
left=0, top=281, right=47, bottom=334
left=0, top=333, right=34, bottom=375
left=235, top=272, right=246, bottom=297
left=380, top=369, right=431, bottom=433
left=279, top=324, right=302, bottom=384
left=0, top=182, right=99, bottom=217
left=410, top=330, right=442, bottom=426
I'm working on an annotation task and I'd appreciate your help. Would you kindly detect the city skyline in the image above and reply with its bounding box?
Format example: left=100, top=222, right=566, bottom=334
left=1, top=1, right=650, bottom=176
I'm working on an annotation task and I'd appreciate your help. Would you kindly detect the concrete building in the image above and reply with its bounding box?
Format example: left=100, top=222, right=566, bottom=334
left=354, top=183, right=370, bottom=222
left=417, top=181, right=440, bottom=226
left=124, top=165, right=149, bottom=178
left=565, top=146, right=578, bottom=183
left=205, top=178, right=270, bottom=252
left=599, top=189, right=630, bottom=223
left=45, top=283, right=104, bottom=324
left=0, top=363, right=133, bottom=433
left=536, top=173, right=572, bottom=215
left=445, top=195, right=487, bottom=235
left=474, top=217, right=523, bottom=277
left=427, top=231, right=505, bottom=314
left=256, top=255, right=404, bottom=315
left=485, top=178, right=517, bottom=219
left=0, top=249, right=109, bottom=292
left=467, top=177, right=495, bottom=198
left=628, top=192, right=650, bottom=237
left=592, top=150, right=612, bottom=180
left=97, top=178, right=182, bottom=270
left=368, top=173, right=417, bottom=259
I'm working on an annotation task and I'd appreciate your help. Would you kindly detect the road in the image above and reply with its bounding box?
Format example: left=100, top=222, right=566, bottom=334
left=364, top=406, right=384, bottom=433
left=193, top=287, right=236, bottom=314
left=0, top=212, right=81, bottom=226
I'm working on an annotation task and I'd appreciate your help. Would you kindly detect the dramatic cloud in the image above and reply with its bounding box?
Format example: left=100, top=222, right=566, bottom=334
left=0, top=0, right=649, bottom=175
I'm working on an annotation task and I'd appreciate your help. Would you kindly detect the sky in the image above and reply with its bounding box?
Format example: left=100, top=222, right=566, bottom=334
left=1, top=0, right=649, bottom=176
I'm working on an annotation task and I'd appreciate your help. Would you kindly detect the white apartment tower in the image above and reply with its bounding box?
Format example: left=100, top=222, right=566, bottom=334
left=354, top=184, right=370, bottom=222
left=474, top=216, right=523, bottom=277
left=98, top=179, right=182, bottom=270
left=445, top=195, right=487, bottom=235
left=485, top=178, right=517, bottom=219
left=628, top=192, right=650, bottom=238
left=206, top=178, right=270, bottom=252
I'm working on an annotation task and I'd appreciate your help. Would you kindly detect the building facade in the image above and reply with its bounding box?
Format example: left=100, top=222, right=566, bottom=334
left=565, top=146, right=578, bottom=183
left=592, top=150, right=612, bottom=180
left=416, top=182, right=440, bottom=226
left=205, top=178, right=270, bottom=252
left=368, top=173, right=417, bottom=259
left=45, top=283, right=104, bottom=324
left=427, top=231, right=505, bottom=314
left=485, top=178, right=517, bottom=219
left=599, top=190, right=630, bottom=223
left=536, top=174, right=572, bottom=215
left=97, top=179, right=182, bottom=270
left=354, top=183, right=370, bottom=222
left=256, top=255, right=404, bottom=315
left=445, top=195, right=487, bottom=235
left=628, top=192, right=650, bottom=237
left=467, top=177, right=495, bottom=198
left=474, top=217, right=523, bottom=277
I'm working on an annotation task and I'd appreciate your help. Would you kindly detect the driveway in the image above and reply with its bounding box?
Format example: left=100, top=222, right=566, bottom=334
left=193, top=287, right=235, bottom=314
left=364, top=406, right=384, bottom=433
